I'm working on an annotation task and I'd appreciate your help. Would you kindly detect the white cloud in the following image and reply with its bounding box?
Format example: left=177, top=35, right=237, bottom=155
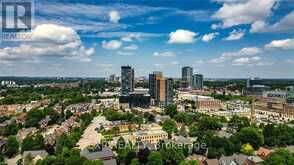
left=251, top=11, right=294, bottom=33
left=224, top=29, right=245, bottom=41
left=96, top=32, right=164, bottom=41
left=222, top=47, right=262, bottom=58
left=109, top=10, right=121, bottom=23
left=232, top=57, right=250, bottom=65
left=208, top=57, right=226, bottom=64
left=124, top=44, right=138, bottom=50
left=285, top=59, right=294, bottom=64
left=250, top=20, right=267, bottom=33
left=232, top=56, right=272, bottom=66
left=202, top=32, right=219, bottom=42
left=102, top=40, right=122, bottom=50
left=212, top=0, right=276, bottom=29
left=195, top=60, right=204, bottom=64
left=153, top=51, right=176, bottom=57
left=251, top=56, right=262, bottom=61
left=212, top=0, right=248, bottom=3
left=121, top=33, right=142, bottom=42
left=168, top=29, right=198, bottom=44
left=154, top=61, right=179, bottom=67
left=117, top=51, right=134, bottom=56
left=0, top=24, right=94, bottom=64
left=208, top=47, right=262, bottom=65
left=265, top=38, right=294, bottom=49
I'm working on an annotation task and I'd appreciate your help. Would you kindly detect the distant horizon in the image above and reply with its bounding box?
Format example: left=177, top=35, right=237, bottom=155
left=0, top=0, right=294, bottom=78
left=1, top=75, right=294, bottom=80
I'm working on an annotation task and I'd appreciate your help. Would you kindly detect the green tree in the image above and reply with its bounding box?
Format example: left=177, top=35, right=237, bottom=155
left=165, top=104, right=177, bottom=118
left=5, top=136, right=19, bottom=157
left=162, top=119, right=177, bottom=138
left=24, top=108, right=45, bottom=128
left=21, top=133, right=45, bottom=152
left=179, top=124, right=188, bottom=137
left=143, top=112, right=155, bottom=122
left=198, top=116, right=222, bottom=131
left=263, top=148, right=294, bottom=165
left=130, top=158, right=140, bottom=165
left=179, top=160, right=199, bottom=165
left=228, top=115, right=250, bottom=132
left=138, top=148, right=150, bottom=164
left=188, top=124, right=199, bottom=137
left=147, top=151, right=163, bottom=165
left=2, top=123, right=20, bottom=136
left=65, top=110, right=73, bottom=119
left=125, top=151, right=136, bottom=165
left=263, top=124, right=293, bottom=147
left=0, top=154, right=5, bottom=163
left=55, top=134, right=74, bottom=154
left=160, top=145, right=185, bottom=164
left=240, top=143, right=254, bottom=156
left=82, top=160, right=103, bottom=165
left=117, top=137, right=126, bottom=150
left=111, top=126, right=120, bottom=136
left=235, top=127, right=264, bottom=149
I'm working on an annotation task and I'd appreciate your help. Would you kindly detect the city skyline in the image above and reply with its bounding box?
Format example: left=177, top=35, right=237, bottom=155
left=0, top=0, right=294, bottom=78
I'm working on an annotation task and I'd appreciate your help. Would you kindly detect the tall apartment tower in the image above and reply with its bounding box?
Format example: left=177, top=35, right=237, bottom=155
left=149, top=71, right=163, bottom=100
left=166, top=78, right=174, bottom=105
left=149, top=72, right=173, bottom=107
left=182, top=66, right=193, bottom=88
left=121, top=66, right=134, bottom=95
left=192, top=74, right=204, bottom=89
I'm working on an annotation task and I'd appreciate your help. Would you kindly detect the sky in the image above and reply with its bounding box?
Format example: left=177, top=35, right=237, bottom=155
left=0, top=0, right=294, bottom=78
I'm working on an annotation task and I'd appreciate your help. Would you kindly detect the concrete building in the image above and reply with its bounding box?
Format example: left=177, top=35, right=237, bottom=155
left=282, top=103, right=294, bottom=118
left=177, top=92, right=221, bottom=111
left=121, top=66, right=134, bottom=95
left=192, top=74, right=203, bottom=89
left=149, top=71, right=163, bottom=102
left=286, top=86, right=294, bottom=103
left=166, top=78, right=174, bottom=105
left=149, top=72, right=173, bottom=107
left=129, top=130, right=168, bottom=144
left=1, top=81, right=16, bottom=86
left=196, top=97, right=222, bottom=111
left=182, top=66, right=193, bottom=88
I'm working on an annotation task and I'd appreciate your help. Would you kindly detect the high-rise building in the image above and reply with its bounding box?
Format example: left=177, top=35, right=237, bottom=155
left=121, top=66, right=134, bottom=95
left=182, top=66, right=193, bottom=88
left=166, top=78, right=174, bottom=105
left=149, top=71, right=163, bottom=100
left=246, top=77, right=263, bottom=88
left=286, top=86, right=294, bottom=103
left=107, top=74, right=116, bottom=82
left=149, top=72, right=173, bottom=107
left=192, top=74, right=203, bottom=89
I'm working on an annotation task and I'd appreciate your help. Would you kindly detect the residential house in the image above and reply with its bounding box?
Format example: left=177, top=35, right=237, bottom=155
left=23, top=150, right=48, bottom=165
left=219, top=154, right=248, bottom=165
left=256, top=147, right=273, bottom=160
left=206, top=159, right=219, bottom=165
left=17, top=127, right=37, bottom=142
left=247, top=156, right=264, bottom=165
left=16, top=113, right=27, bottom=124
left=154, top=115, right=170, bottom=124
left=80, top=146, right=117, bottom=165
left=186, top=154, right=207, bottom=165
left=38, top=116, right=51, bottom=129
